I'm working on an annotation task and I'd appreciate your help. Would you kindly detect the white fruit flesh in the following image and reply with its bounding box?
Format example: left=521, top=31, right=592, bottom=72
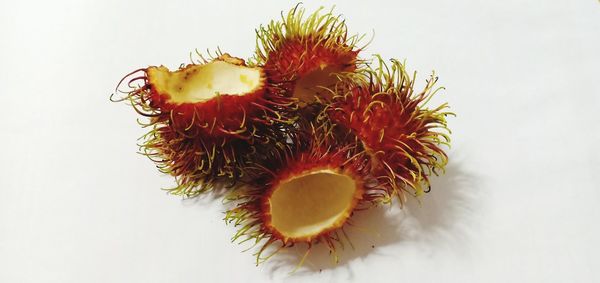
left=147, top=60, right=262, bottom=104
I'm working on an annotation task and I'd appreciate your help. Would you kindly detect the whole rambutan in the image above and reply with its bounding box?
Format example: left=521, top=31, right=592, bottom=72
left=253, top=5, right=365, bottom=106
left=327, top=56, right=453, bottom=203
left=225, top=121, right=384, bottom=265
left=112, top=52, right=295, bottom=196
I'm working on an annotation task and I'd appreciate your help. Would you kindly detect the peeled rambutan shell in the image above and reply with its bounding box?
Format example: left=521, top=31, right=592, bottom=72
left=264, top=39, right=358, bottom=105
left=225, top=119, right=388, bottom=264
left=262, top=167, right=364, bottom=244
left=254, top=6, right=362, bottom=105
left=113, top=53, right=295, bottom=195
left=145, top=54, right=284, bottom=137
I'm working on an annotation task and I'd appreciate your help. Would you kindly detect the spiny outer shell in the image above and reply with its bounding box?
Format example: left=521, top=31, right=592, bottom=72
left=113, top=53, right=295, bottom=196
left=141, top=122, right=286, bottom=196
left=328, top=56, right=452, bottom=202
left=224, top=119, right=385, bottom=264
left=146, top=53, right=294, bottom=138
left=253, top=5, right=363, bottom=103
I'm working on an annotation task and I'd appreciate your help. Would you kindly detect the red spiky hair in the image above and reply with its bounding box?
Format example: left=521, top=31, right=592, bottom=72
left=225, top=119, right=383, bottom=265
left=328, top=56, right=453, bottom=203
left=112, top=52, right=295, bottom=196
left=253, top=5, right=365, bottom=105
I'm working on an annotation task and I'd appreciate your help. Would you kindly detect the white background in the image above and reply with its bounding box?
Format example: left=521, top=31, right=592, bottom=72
left=1, top=0, right=599, bottom=282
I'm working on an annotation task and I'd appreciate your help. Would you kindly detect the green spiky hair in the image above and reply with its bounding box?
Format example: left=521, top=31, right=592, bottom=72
left=111, top=51, right=296, bottom=197
left=253, top=4, right=365, bottom=64
left=251, top=4, right=367, bottom=104
left=111, top=4, right=454, bottom=268
left=327, top=56, right=453, bottom=203
left=223, top=117, right=384, bottom=266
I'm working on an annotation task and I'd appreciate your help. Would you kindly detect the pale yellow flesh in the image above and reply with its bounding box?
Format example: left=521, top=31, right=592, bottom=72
left=269, top=169, right=357, bottom=239
left=293, top=65, right=343, bottom=104
left=147, top=61, right=261, bottom=104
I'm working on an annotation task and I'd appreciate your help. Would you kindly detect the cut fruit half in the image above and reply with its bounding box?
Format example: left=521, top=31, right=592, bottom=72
left=253, top=5, right=364, bottom=105
left=115, top=53, right=295, bottom=137
left=225, top=121, right=384, bottom=265
left=112, top=52, right=295, bottom=196
left=143, top=53, right=276, bottom=136
left=267, top=168, right=361, bottom=242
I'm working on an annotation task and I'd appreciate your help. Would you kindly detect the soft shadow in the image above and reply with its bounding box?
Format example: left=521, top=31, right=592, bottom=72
left=263, top=205, right=403, bottom=278
left=403, top=162, right=480, bottom=255
left=262, top=161, right=480, bottom=277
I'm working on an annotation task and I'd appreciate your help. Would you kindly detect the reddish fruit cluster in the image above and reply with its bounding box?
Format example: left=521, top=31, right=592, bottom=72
left=113, top=5, right=452, bottom=265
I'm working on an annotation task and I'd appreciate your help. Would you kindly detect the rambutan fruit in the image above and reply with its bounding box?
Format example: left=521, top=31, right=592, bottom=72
left=225, top=121, right=384, bottom=265
left=112, top=52, right=295, bottom=196
left=111, top=5, right=456, bottom=268
left=327, top=56, right=453, bottom=203
left=253, top=5, right=365, bottom=106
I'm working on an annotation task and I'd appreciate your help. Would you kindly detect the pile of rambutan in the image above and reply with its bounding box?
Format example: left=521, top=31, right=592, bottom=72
left=112, top=5, right=452, bottom=265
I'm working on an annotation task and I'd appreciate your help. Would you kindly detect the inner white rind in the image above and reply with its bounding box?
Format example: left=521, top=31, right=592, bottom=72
left=147, top=61, right=262, bottom=104
left=269, top=169, right=357, bottom=239
left=293, top=65, right=343, bottom=103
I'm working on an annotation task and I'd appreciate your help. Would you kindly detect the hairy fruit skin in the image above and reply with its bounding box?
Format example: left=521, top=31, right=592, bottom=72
left=262, top=37, right=359, bottom=90
left=225, top=121, right=384, bottom=264
left=253, top=6, right=363, bottom=104
left=328, top=57, right=452, bottom=202
left=113, top=53, right=295, bottom=196
left=112, top=5, right=453, bottom=267
left=144, top=54, right=293, bottom=138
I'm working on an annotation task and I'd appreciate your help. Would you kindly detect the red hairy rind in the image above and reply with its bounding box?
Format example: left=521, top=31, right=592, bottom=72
left=224, top=119, right=386, bottom=264
left=253, top=5, right=364, bottom=103
left=112, top=52, right=296, bottom=196
left=328, top=56, right=453, bottom=203
left=140, top=122, right=288, bottom=196
left=111, top=5, right=454, bottom=267
left=119, top=53, right=295, bottom=139
left=261, top=37, right=359, bottom=87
